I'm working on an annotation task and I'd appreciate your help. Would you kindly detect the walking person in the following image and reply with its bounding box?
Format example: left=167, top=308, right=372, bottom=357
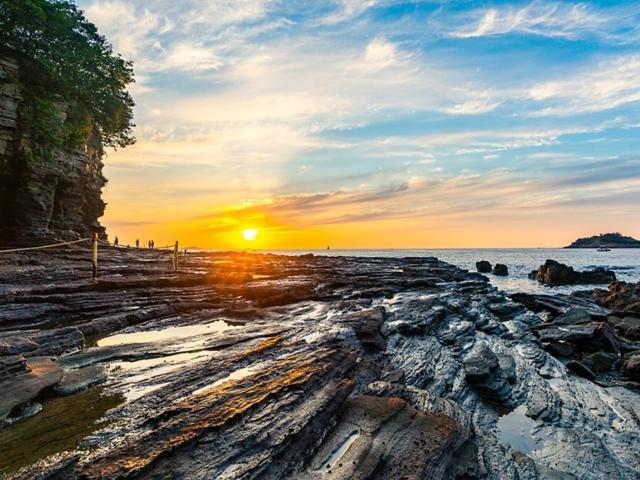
left=114, top=236, right=119, bottom=247
left=135, top=239, right=139, bottom=249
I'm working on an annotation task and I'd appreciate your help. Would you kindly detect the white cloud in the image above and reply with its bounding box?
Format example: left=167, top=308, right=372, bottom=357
left=528, top=54, right=640, bottom=116
left=449, top=1, right=636, bottom=42
left=160, top=43, right=223, bottom=72
left=322, top=0, right=378, bottom=25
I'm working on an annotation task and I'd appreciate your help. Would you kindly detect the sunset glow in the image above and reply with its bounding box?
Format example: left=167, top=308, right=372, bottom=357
left=242, top=228, right=258, bottom=242
left=76, top=0, right=640, bottom=249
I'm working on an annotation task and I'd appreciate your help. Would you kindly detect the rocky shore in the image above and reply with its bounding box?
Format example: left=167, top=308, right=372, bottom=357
left=0, top=248, right=639, bottom=479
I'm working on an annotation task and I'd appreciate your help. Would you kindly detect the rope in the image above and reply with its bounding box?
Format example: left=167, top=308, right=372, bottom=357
left=0, top=237, right=91, bottom=253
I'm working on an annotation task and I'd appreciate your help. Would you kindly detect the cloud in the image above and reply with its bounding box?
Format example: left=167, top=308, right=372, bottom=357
left=528, top=54, right=640, bottom=116
left=448, top=1, right=640, bottom=42
left=322, top=0, right=378, bottom=25
left=159, top=43, right=223, bottom=72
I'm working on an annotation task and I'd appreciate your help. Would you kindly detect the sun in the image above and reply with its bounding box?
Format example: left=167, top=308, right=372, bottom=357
left=241, top=228, right=258, bottom=241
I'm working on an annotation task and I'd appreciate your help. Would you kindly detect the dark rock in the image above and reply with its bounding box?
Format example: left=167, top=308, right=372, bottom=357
left=592, top=281, right=640, bottom=316
left=566, top=361, right=596, bottom=380
left=546, top=342, right=575, bottom=358
left=510, top=292, right=610, bottom=318
left=623, top=353, right=640, bottom=380
left=611, top=316, right=640, bottom=340
left=536, top=321, right=620, bottom=353
left=532, top=260, right=616, bottom=286
left=476, top=260, right=492, bottom=273
left=553, top=308, right=593, bottom=325
left=582, top=352, right=617, bottom=373
left=492, top=263, right=508, bottom=276
left=464, top=343, right=512, bottom=404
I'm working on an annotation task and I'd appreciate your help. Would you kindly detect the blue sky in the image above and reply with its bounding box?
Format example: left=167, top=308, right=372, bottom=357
left=76, top=0, right=640, bottom=248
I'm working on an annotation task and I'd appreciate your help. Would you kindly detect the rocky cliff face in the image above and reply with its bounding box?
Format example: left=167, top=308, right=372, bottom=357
left=0, top=56, right=107, bottom=245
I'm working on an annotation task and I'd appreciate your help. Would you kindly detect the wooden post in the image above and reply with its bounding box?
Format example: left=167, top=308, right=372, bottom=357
left=92, top=233, right=98, bottom=280
left=173, top=241, right=179, bottom=272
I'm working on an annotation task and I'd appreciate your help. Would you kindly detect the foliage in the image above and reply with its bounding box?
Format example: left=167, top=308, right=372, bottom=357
left=0, top=0, right=135, bottom=160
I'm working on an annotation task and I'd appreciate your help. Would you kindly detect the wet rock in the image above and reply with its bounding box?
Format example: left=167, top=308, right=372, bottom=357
left=532, top=259, right=616, bottom=286
left=299, top=395, right=467, bottom=480
left=337, top=306, right=386, bottom=350
left=566, top=360, right=596, bottom=380
left=0, top=356, right=62, bottom=420
left=476, top=260, right=492, bottom=273
left=609, top=316, right=640, bottom=340
left=511, top=292, right=610, bottom=318
left=536, top=322, right=620, bottom=353
left=553, top=308, right=593, bottom=325
left=593, top=281, right=640, bottom=316
left=463, top=343, right=513, bottom=405
left=492, top=263, right=508, bottom=276
left=54, top=366, right=107, bottom=396
left=0, top=249, right=638, bottom=479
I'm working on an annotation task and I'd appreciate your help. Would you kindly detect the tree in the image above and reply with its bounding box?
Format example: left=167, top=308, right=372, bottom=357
left=0, top=0, right=135, bottom=157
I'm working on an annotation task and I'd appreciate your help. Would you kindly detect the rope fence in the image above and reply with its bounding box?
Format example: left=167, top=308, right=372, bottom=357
left=0, top=237, right=91, bottom=253
left=0, top=236, right=183, bottom=280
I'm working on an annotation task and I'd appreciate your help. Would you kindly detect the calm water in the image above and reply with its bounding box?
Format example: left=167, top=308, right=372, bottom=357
left=260, top=248, right=640, bottom=294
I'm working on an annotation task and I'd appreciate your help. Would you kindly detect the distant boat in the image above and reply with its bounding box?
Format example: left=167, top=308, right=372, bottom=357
left=597, top=247, right=611, bottom=252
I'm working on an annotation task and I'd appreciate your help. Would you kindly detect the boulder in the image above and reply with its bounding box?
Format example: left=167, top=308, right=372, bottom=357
left=532, top=260, right=616, bottom=286
left=492, top=264, right=508, bottom=276
left=476, top=261, right=492, bottom=273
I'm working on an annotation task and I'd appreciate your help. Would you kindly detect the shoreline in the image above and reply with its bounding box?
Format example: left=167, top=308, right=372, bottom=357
left=0, top=249, right=639, bottom=478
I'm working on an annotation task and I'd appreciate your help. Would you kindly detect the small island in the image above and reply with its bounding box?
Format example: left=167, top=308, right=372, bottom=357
left=565, top=232, right=640, bottom=248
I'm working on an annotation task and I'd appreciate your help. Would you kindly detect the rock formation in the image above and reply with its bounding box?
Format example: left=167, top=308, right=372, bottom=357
left=0, top=250, right=639, bottom=479
left=529, top=259, right=616, bottom=286
left=493, top=263, right=508, bottom=276
left=0, top=56, right=107, bottom=245
left=476, top=260, right=492, bottom=273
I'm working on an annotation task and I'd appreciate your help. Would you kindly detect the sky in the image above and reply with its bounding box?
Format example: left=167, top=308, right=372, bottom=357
left=75, top=0, right=640, bottom=249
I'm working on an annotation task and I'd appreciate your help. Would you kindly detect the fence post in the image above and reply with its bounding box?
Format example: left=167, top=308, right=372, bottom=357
left=92, top=233, right=99, bottom=280
left=173, top=241, right=179, bottom=272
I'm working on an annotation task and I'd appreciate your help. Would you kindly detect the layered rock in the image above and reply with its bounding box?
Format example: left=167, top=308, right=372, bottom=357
left=529, top=259, right=616, bottom=286
left=0, top=250, right=639, bottom=479
left=0, top=56, right=107, bottom=245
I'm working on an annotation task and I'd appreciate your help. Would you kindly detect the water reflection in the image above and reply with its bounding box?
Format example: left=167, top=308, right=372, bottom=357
left=496, top=405, right=541, bottom=454
left=97, top=319, right=239, bottom=347
left=0, top=387, right=124, bottom=475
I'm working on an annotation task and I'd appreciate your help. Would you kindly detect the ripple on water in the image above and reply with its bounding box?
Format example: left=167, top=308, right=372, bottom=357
left=497, top=405, right=541, bottom=455
left=97, top=319, right=240, bottom=347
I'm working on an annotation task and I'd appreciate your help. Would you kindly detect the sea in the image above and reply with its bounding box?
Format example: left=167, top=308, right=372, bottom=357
left=260, top=248, right=640, bottom=295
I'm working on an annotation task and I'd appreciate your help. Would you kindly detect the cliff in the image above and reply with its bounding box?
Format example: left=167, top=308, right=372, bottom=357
left=566, top=232, right=640, bottom=249
left=0, top=56, right=107, bottom=245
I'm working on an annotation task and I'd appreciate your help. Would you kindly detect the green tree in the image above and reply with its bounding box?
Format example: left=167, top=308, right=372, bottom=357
left=0, top=0, right=135, bottom=158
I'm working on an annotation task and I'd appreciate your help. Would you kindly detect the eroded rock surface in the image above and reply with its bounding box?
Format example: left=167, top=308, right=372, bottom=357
left=0, top=249, right=639, bottom=479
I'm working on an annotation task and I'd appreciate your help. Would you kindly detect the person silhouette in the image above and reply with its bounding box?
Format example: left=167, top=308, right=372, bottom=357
left=114, top=236, right=119, bottom=247
left=135, top=239, right=140, bottom=248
